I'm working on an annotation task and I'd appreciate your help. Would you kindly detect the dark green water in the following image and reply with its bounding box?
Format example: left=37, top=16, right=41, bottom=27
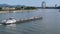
left=0, top=9, right=60, bottom=34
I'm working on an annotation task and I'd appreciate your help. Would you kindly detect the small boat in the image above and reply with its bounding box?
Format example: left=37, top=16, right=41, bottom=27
left=1, top=17, right=17, bottom=25
left=13, top=11, right=16, bottom=13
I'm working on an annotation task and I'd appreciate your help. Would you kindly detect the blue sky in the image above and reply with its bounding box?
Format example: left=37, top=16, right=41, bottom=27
left=0, top=0, right=60, bottom=7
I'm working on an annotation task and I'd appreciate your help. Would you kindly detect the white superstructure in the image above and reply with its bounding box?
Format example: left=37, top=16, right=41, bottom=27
left=2, top=17, right=16, bottom=24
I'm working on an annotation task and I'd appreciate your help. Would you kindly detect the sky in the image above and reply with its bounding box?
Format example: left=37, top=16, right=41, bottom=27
left=0, top=0, right=60, bottom=7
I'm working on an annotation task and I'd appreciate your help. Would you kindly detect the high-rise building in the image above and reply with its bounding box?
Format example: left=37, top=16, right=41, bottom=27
left=41, top=1, right=46, bottom=8
left=55, top=4, right=57, bottom=7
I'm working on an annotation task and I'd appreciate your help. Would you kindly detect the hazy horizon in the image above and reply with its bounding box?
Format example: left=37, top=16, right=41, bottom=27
left=0, top=0, right=60, bottom=7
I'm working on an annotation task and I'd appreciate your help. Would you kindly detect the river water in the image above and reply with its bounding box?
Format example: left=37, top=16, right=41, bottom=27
left=0, top=9, right=60, bottom=34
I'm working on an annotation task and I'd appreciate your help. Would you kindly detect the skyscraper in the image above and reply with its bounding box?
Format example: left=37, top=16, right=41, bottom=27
left=55, top=4, right=57, bottom=7
left=41, top=1, right=46, bottom=8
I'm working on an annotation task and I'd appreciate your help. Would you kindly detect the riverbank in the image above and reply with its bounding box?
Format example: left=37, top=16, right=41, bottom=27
left=0, top=9, right=38, bottom=13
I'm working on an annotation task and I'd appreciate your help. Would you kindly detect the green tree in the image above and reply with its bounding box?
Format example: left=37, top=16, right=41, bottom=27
left=0, top=7, right=2, bottom=11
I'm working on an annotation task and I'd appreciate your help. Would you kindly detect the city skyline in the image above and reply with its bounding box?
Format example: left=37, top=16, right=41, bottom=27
left=0, top=0, right=60, bottom=7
